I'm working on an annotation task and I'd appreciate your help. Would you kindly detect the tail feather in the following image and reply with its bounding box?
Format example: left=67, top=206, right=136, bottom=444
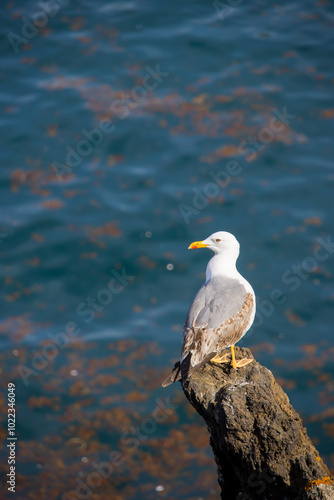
left=162, top=361, right=182, bottom=387
left=162, top=352, right=216, bottom=387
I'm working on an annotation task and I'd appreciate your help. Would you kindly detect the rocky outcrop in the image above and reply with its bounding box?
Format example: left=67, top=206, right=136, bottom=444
left=181, top=347, right=333, bottom=500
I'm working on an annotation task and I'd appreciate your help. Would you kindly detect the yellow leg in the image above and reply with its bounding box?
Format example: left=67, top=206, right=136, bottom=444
left=230, top=345, right=254, bottom=369
left=210, top=351, right=230, bottom=364
left=231, top=345, right=236, bottom=369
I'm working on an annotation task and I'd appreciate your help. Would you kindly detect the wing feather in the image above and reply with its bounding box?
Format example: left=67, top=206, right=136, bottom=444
left=181, top=277, right=255, bottom=371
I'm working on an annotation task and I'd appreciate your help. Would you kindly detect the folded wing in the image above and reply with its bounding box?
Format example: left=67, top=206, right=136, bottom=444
left=181, top=277, right=254, bottom=370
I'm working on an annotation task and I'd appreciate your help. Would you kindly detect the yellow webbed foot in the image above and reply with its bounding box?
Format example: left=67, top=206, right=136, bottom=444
left=210, top=352, right=230, bottom=364
left=230, top=345, right=253, bottom=369
left=234, top=358, right=254, bottom=368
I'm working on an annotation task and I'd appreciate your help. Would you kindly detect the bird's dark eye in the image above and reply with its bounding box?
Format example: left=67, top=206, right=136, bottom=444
left=215, top=238, right=221, bottom=242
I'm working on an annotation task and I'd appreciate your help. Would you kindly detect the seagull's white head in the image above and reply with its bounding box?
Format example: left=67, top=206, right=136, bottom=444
left=188, top=231, right=240, bottom=259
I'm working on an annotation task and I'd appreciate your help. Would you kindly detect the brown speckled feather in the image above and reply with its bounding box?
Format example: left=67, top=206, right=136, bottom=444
left=181, top=277, right=255, bottom=369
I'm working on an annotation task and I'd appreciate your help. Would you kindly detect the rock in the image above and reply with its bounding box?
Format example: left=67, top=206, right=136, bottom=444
left=181, top=346, right=334, bottom=500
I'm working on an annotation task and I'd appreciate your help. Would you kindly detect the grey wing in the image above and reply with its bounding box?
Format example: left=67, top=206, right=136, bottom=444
left=181, top=277, right=254, bottom=369
left=183, top=283, right=207, bottom=331
left=195, top=278, right=248, bottom=329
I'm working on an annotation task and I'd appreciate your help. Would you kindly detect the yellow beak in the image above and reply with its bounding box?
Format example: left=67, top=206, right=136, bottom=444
left=188, top=240, right=209, bottom=249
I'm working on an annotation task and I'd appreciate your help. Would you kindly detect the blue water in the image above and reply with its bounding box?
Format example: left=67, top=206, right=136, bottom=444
left=1, top=1, right=334, bottom=498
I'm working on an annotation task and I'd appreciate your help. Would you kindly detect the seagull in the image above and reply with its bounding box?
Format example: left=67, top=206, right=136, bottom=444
left=162, top=231, right=255, bottom=387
